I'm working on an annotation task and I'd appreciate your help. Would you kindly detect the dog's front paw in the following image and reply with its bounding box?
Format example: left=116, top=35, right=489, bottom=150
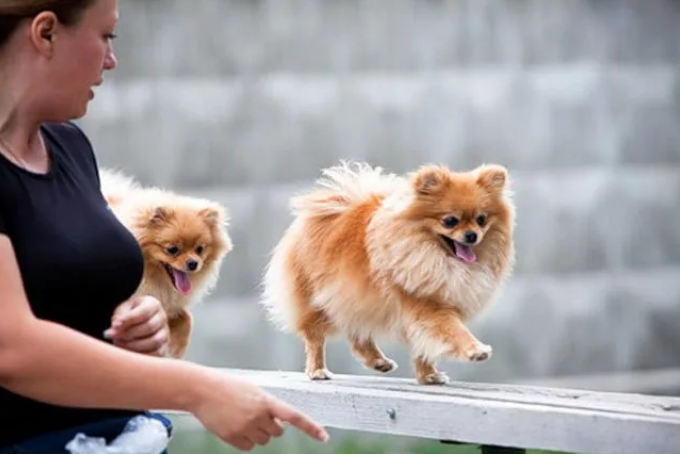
left=372, top=358, right=398, bottom=373
left=418, top=371, right=450, bottom=385
left=464, top=342, right=492, bottom=362
left=306, top=368, right=333, bottom=380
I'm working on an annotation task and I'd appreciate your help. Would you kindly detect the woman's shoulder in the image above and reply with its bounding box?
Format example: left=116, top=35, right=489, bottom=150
left=41, top=121, right=101, bottom=186
left=41, top=121, right=94, bottom=153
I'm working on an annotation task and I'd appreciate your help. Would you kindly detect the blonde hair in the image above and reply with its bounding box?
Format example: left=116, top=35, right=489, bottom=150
left=0, top=0, right=96, bottom=49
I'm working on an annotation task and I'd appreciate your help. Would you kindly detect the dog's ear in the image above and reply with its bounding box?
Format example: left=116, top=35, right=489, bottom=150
left=412, top=165, right=450, bottom=196
left=199, top=205, right=226, bottom=227
left=149, top=206, right=173, bottom=227
left=476, top=164, right=508, bottom=193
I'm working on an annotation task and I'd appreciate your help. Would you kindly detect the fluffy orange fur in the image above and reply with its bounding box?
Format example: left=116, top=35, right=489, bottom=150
left=100, top=169, right=233, bottom=358
left=261, top=161, right=515, bottom=385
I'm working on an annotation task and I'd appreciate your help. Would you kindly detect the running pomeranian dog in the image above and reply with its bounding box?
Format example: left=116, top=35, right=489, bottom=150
left=100, top=169, right=233, bottom=359
left=261, top=161, right=515, bottom=385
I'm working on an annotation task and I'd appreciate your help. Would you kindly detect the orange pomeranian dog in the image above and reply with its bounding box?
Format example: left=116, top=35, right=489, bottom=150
left=261, top=161, right=515, bottom=385
left=99, top=169, right=233, bottom=358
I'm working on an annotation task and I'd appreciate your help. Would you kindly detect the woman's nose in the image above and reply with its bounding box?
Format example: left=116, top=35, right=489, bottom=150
left=104, top=50, right=118, bottom=71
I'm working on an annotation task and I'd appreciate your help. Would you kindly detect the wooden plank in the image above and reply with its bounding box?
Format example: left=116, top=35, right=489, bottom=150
left=166, top=369, right=680, bottom=454
left=512, top=368, right=680, bottom=395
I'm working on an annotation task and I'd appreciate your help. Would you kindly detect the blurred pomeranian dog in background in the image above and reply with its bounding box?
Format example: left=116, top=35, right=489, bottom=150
left=100, top=169, right=233, bottom=358
left=261, top=161, right=515, bottom=385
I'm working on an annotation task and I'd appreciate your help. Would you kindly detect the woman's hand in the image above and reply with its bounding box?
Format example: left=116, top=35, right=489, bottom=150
left=105, top=296, right=170, bottom=357
left=193, top=371, right=329, bottom=451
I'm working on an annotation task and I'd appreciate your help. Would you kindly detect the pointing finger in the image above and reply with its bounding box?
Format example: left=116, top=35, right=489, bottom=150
left=270, top=400, right=329, bottom=442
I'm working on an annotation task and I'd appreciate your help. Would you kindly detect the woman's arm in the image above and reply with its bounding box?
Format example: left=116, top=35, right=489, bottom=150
left=0, top=236, right=328, bottom=450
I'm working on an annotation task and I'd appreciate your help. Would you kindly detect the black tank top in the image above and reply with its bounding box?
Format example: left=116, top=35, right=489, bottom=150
left=0, top=121, right=145, bottom=447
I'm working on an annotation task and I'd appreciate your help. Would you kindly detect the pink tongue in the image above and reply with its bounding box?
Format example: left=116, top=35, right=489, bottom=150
left=453, top=242, right=477, bottom=263
left=172, top=270, right=192, bottom=295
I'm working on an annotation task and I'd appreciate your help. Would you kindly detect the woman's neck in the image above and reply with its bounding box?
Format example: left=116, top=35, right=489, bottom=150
left=0, top=61, right=47, bottom=169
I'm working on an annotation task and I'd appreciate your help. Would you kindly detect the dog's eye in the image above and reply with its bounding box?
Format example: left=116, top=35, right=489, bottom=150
left=476, top=215, right=487, bottom=226
left=195, top=246, right=204, bottom=254
left=442, top=216, right=459, bottom=228
left=166, top=245, right=180, bottom=256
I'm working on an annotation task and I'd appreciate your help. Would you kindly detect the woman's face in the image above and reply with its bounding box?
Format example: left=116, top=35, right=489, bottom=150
left=37, top=0, right=119, bottom=121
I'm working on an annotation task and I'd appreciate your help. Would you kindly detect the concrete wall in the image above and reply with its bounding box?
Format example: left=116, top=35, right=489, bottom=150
left=79, top=0, right=680, bottom=385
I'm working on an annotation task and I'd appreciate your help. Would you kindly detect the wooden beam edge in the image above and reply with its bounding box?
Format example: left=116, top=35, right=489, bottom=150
left=161, top=369, right=680, bottom=454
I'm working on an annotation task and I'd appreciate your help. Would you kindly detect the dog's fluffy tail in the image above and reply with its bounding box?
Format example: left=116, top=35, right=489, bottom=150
left=291, top=161, right=399, bottom=218
left=98, top=168, right=140, bottom=207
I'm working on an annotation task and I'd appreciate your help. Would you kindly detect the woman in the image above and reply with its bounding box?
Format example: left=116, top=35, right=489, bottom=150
left=0, top=0, right=329, bottom=452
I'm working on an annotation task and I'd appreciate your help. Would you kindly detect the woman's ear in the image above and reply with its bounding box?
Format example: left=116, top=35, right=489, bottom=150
left=29, top=11, right=59, bottom=57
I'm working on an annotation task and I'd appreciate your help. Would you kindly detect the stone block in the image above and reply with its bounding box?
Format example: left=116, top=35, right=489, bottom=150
left=81, top=66, right=679, bottom=188
left=513, top=167, right=680, bottom=274
left=599, top=169, right=680, bottom=271
left=111, top=0, right=680, bottom=79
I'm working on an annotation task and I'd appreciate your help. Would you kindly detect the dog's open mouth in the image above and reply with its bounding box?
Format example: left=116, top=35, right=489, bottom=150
left=163, top=264, right=192, bottom=295
left=438, top=235, right=477, bottom=264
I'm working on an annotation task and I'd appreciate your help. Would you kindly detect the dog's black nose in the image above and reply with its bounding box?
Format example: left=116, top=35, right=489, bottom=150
left=464, top=231, right=478, bottom=244
left=186, top=259, right=198, bottom=271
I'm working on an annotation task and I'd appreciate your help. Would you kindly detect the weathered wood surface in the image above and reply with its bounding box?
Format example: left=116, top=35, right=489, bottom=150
left=513, top=367, right=680, bottom=395
left=166, top=369, right=680, bottom=454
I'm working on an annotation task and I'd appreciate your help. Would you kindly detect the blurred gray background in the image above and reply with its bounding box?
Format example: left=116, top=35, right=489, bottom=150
left=80, top=0, right=679, bottom=397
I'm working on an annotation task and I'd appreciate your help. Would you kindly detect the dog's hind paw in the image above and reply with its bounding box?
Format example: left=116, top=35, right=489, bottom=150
left=419, top=371, right=450, bottom=385
left=306, top=368, right=333, bottom=380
